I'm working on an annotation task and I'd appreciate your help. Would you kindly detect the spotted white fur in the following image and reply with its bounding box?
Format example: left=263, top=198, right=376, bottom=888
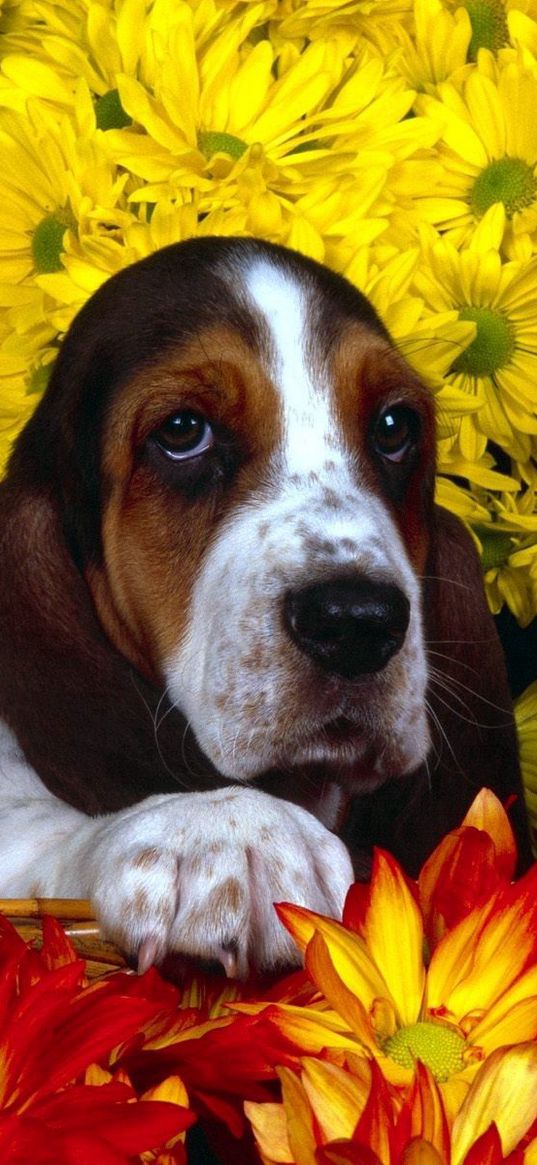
left=166, top=258, right=429, bottom=782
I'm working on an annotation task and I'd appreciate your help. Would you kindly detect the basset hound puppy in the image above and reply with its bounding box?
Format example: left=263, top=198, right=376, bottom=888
left=0, top=238, right=531, bottom=976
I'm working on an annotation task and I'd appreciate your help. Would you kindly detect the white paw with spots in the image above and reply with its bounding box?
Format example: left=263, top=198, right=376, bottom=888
left=74, top=787, right=354, bottom=976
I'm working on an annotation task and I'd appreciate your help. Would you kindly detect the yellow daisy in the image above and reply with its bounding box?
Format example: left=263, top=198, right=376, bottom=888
left=413, top=216, right=537, bottom=465
left=0, top=94, right=130, bottom=331
left=348, top=244, right=477, bottom=405
left=101, top=6, right=346, bottom=194
left=0, top=0, right=275, bottom=122
left=97, top=7, right=434, bottom=247
left=415, top=53, right=537, bottom=258
left=484, top=533, right=537, bottom=624
left=373, top=0, right=473, bottom=94
left=448, top=0, right=511, bottom=61
left=272, top=0, right=413, bottom=43
left=36, top=195, right=251, bottom=334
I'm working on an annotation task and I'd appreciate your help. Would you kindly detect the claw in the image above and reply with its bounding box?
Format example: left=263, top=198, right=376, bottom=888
left=217, top=939, right=249, bottom=979
left=137, top=936, right=160, bottom=975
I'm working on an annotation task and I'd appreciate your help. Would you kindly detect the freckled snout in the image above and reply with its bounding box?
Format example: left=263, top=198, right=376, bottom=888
left=283, top=576, right=411, bottom=679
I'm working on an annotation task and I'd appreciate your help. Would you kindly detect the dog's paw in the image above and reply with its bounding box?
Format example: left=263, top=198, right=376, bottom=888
left=81, top=787, right=353, bottom=976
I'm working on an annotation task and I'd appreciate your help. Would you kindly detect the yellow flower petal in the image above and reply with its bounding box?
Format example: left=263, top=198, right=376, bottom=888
left=460, top=789, right=516, bottom=879
left=244, top=1100, right=293, bottom=1165
left=305, top=931, right=377, bottom=1050
left=301, top=1057, right=370, bottom=1142
left=451, top=1044, right=537, bottom=1165
left=1, top=55, right=73, bottom=104
left=141, top=1074, right=189, bottom=1107
left=430, top=876, right=537, bottom=1018
left=468, top=964, right=537, bottom=1050
left=363, top=850, right=425, bottom=1026
left=278, top=904, right=390, bottom=1016
left=278, top=1067, right=317, bottom=1165
left=465, top=72, right=506, bottom=160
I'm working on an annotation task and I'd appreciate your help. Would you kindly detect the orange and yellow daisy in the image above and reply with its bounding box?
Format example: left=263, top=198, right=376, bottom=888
left=235, top=792, right=537, bottom=1127
left=246, top=1044, right=537, bottom=1164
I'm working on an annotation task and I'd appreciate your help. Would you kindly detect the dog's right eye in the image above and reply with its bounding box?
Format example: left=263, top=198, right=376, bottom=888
left=152, top=410, right=214, bottom=460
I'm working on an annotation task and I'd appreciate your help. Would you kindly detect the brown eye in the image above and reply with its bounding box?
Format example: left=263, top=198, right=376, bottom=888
left=152, top=410, right=214, bottom=460
left=373, top=405, right=420, bottom=463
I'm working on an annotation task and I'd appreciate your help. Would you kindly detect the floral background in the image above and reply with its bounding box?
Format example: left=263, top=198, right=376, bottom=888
left=0, top=1, right=537, bottom=1160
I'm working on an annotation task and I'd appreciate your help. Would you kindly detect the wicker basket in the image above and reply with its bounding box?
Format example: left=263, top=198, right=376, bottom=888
left=0, top=898, right=126, bottom=978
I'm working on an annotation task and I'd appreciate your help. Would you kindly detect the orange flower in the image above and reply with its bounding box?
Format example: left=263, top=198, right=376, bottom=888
left=236, top=791, right=537, bottom=1123
left=245, top=1042, right=537, bottom=1165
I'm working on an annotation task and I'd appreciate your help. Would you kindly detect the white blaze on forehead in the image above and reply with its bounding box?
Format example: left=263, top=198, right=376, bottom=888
left=244, top=260, right=338, bottom=474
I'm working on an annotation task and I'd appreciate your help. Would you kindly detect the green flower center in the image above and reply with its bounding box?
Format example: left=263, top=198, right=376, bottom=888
left=475, top=524, right=514, bottom=569
left=31, top=212, right=73, bottom=274
left=471, top=157, right=537, bottom=219
left=198, top=131, right=248, bottom=161
left=94, top=88, right=132, bottom=131
left=451, top=306, right=515, bottom=376
left=463, top=0, right=509, bottom=60
left=26, top=363, right=52, bottom=396
left=384, top=1020, right=465, bottom=1082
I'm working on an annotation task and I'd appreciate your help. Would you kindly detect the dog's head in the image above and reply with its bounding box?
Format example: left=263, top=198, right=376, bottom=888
left=13, top=238, right=436, bottom=791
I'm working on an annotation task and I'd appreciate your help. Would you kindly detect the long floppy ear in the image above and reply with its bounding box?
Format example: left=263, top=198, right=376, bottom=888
left=0, top=467, right=221, bottom=817
left=343, top=504, right=533, bottom=876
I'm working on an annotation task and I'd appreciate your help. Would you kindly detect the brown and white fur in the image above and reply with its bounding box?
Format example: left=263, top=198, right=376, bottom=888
left=0, top=239, right=530, bottom=976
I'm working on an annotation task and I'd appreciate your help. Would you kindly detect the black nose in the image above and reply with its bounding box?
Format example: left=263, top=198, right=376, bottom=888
left=284, top=577, right=410, bottom=679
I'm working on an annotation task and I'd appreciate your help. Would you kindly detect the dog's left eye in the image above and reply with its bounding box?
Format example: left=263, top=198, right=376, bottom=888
left=152, top=410, right=214, bottom=460
left=373, top=405, right=420, bottom=463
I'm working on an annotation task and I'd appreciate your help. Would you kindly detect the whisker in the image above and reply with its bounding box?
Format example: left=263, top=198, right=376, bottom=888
left=428, top=662, right=514, bottom=719
left=418, top=572, right=475, bottom=593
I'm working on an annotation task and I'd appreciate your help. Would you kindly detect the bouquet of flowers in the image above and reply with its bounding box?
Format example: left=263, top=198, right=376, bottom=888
left=0, top=788, right=536, bottom=1163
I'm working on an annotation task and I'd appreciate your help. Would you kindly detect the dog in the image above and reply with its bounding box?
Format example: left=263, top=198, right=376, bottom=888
left=0, top=238, right=531, bottom=976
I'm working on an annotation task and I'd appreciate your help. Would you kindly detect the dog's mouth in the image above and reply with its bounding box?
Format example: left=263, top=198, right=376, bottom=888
left=318, top=714, right=361, bottom=745
left=287, top=713, right=370, bottom=768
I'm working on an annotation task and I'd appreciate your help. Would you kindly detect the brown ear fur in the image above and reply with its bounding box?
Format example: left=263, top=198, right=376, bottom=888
left=342, top=504, right=533, bottom=876
left=0, top=476, right=224, bottom=814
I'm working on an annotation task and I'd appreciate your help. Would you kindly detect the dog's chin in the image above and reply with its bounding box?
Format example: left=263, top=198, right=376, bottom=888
left=251, top=716, right=431, bottom=799
left=197, top=709, right=429, bottom=791
left=254, top=732, right=404, bottom=798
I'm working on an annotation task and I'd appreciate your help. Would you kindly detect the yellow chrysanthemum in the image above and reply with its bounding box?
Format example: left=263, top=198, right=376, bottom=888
left=469, top=486, right=537, bottom=623
left=100, top=9, right=348, bottom=197
left=373, top=0, right=473, bottom=94
left=36, top=195, right=251, bottom=335
left=84, top=5, right=435, bottom=255
left=0, top=0, right=275, bottom=117
left=272, top=0, right=413, bottom=43
left=0, top=94, right=130, bottom=324
left=0, top=91, right=134, bottom=462
left=413, top=215, right=537, bottom=466
left=446, top=0, right=511, bottom=60
left=415, top=53, right=537, bottom=258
